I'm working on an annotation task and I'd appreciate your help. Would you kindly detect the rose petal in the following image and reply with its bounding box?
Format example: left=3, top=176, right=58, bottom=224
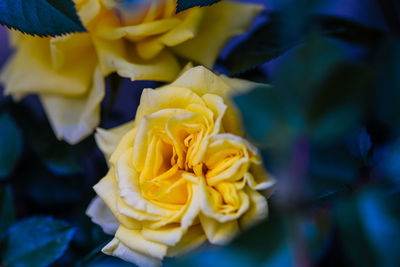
left=86, top=196, right=119, bottom=235
left=93, top=169, right=141, bottom=229
left=40, top=66, right=105, bottom=144
left=199, top=213, right=239, bottom=245
left=115, top=226, right=168, bottom=259
left=103, top=238, right=162, bottom=267
left=171, top=1, right=263, bottom=68
left=95, top=121, right=135, bottom=162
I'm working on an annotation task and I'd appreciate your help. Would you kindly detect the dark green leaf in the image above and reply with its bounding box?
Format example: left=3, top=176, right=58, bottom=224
left=0, top=0, right=86, bottom=37
left=0, top=113, right=23, bottom=180
left=0, top=186, right=15, bottom=238
left=224, top=13, right=385, bottom=74
left=1, top=216, right=76, bottom=267
left=176, top=0, right=221, bottom=13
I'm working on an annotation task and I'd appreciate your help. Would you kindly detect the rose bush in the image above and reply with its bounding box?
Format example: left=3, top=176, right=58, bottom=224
left=87, top=66, right=275, bottom=267
left=0, top=0, right=262, bottom=144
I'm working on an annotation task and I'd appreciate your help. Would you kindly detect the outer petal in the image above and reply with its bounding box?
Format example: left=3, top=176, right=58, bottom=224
left=134, top=86, right=204, bottom=130
left=86, top=196, right=119, bottom=235
left=170, top=66, right=232, bottom=97
left=93, top=37, right=180, bottom=82
left=171, top=1, right=263, bottom=67
left=239, top=187, right=269, bottom=229
left=40, top=67, right=105, bottom=144
left=93, top=168, right=142, bottom=229
left=2, top=35, right=97, bottom=97
left=95, top=120, right=135, bottom=162
left=161, top=8, right=204, bottom=46
left=115, top=226, right=168, bottom=260
left=167, top=225, right=207, bottom=257
left=116, top=150, right=175, bottom=219
left=103, top=238, right=162, bottom=267
left=199, top=213, right=239, bottom=245
left=199, top=177, right=250, bottom=223
left=246, top=163, right=276, bottom=193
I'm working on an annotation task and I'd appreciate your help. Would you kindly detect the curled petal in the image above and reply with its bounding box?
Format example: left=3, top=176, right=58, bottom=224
left=115, top=226, right=168, bottom=260
left=171, top=1, right=263, bottom=67
left=40, top=67, right=105, bottom=144
left=103, top=238, right=162, bottom=267
left=95, top=121, right=135, bottom=162
left=86, top=196, right=119, bottom=235
left=199, top=213, right=239, bottom=245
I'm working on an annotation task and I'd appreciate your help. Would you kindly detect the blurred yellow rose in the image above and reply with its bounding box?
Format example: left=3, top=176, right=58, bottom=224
left=87, top=66, right=275, bottom=267
left=0, top=0, right=262, bottom=144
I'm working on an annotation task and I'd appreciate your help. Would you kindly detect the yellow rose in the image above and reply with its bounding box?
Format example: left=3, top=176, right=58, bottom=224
left=0, top=0, right=262, bottom=144
left=87, top=66, right=275, bottom=267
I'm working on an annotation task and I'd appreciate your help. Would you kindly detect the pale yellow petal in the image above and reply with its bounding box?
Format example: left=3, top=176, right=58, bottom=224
left=75, top=0, right=102, bottom=26
left=161, top=8, right=204, bottom=46
left=103, top=238, right=162, bottom=267
left=93, top=169, right=141, bottom=229
left=145, top=183, right=200, bottom=230
left=142, top=226, right=185, bottom=247
left=50, top=33, right=94, bottom=70
left=199, top=177, right=250, bottom=223
left=93, top=37, right=180, bottom=81
left=202, top=93, right=228, bottom=135
left=40, top=67, right=105, bottom=144
left=247, top=163, right=276, bottom=194
left=117, top=150, right=174, bottom=218
left=134, top=86, right=204, bottom=130
left=109, top=128, right=137, bottom=166
left=115, top=226, right=168, bottom=259
left=170, top=66, right=250, bottom=135
left=172, top=1, right=263, bottom=67
left=170, top=66, right=231, bottom=97
left=132, top=109, right=187, bottom=171
left=95, top=120, right=135, bottom=162
left=239, top=187, right=269, bottom=229
left=167, top=225, right=206, bottom=257
left=86, top=196, right=119, bottom=235
left=199, top=213, right=239, bottom=245
left=3, top=36, right=97, bottom=97
left=136, top=37, right=165, bottom=60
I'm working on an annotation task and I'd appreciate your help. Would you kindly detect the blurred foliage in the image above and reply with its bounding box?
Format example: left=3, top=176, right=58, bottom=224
left=1, top=0, right=400, bottom=266
left=0, top=113, right=22, bottom=179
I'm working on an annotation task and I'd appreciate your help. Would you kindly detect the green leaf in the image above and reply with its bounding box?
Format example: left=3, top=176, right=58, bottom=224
left=1, top=216, right=76, bottom=267
left=176, top=0, right=221, bottom=13
left=0, top=113, right=23, bottom=180
left=0, top=186, right=15, bottom=238
left=224, top=13, right=385, bottom=74
left=0, top=0, right=86, bottom=37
